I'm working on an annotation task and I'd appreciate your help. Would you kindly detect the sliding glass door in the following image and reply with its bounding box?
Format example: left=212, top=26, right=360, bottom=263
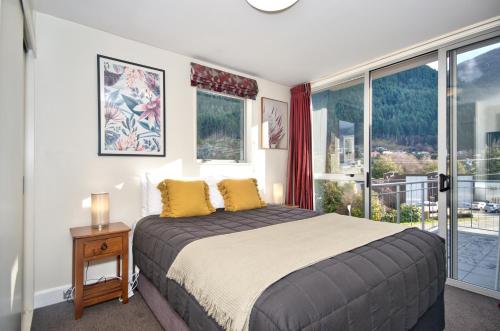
left=448, top=37, right=500, bottom=291
left=312, top=79, right=365, bottom=217
left=370, top=54, right=439, bottom=231
left=311, top=30, right=500, bottom=297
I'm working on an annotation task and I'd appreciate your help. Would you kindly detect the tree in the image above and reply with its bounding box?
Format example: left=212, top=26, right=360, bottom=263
left=423, top=160, right=437, bottom=173
left=371, top=156, right=401, bottom=179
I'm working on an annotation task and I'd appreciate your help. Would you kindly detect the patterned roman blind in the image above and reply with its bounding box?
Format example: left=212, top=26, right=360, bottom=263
left=190, top=63, right=259, bottom=99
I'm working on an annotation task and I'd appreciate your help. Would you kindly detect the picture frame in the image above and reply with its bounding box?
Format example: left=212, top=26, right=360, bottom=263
left=97, top=54, right=166, bottom=156
left=261, top=97, right=288, bottom=149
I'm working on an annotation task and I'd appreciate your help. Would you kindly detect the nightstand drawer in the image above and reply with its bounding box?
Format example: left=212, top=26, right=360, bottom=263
left=83, top=236, right=122, bottom=258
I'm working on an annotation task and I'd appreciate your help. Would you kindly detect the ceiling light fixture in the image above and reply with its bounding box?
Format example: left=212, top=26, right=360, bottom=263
left=246, top=0, right=299, bottom=12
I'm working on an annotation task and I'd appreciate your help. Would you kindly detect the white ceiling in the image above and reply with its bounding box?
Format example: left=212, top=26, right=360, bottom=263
left=33, top=0, right=500, bottom=86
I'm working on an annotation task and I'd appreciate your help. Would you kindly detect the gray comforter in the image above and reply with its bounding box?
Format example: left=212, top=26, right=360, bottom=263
left=133, top=205, right=446, bottom=331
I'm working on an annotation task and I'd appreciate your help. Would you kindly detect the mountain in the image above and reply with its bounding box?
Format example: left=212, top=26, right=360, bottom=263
left=311, top=65, right=439, bottom=153
left=372, top=65, right=438, bottom=151
left=312, top=45, right=500, bottom=155
left=457, top=46, right=500, bottom=102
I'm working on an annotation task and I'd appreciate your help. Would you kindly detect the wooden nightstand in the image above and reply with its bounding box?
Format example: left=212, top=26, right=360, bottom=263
left=70, top=222, right=131, bottom=319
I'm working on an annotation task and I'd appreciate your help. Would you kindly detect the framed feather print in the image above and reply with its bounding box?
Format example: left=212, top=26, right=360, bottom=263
left=97, top=55, right=165, bottom=156
left=261, top=97, right=288, bottom=149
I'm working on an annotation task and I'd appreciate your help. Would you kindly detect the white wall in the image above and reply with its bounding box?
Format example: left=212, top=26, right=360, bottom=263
left=32, top=13, right=290, bottom=306
left=0, top=0, right=25, bottom=329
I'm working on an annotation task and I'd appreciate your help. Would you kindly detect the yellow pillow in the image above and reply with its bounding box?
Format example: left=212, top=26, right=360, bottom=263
left=157, top=180, right=215, bottom=218
left=217, top=178, right=266, bottom=212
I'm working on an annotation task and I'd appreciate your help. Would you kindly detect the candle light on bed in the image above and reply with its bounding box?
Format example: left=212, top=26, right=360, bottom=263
left=91, top=192, right=109, bottom=230
left=273, top=183, right=284, bottom=205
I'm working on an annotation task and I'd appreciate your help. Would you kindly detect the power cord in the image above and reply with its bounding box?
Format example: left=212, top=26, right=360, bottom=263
left=64, top=263, right=140, bottom=303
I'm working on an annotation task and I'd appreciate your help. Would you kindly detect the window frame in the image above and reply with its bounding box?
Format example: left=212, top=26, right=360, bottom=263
left=195, top=88, right=247, bottom=163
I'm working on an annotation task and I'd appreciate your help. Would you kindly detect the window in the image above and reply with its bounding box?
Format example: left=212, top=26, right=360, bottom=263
left=196, top=90, right=245, bottom=161
left=312, top=78, right=365, bottom=216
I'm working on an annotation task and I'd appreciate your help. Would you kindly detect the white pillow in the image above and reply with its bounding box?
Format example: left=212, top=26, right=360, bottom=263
left=145, top=172, right=170, bottom=215
left=204, top=176, right=225, bottom=209
left=141, top=173, right=227, bottom=216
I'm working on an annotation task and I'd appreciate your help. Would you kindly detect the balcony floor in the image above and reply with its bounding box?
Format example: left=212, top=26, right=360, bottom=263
left=457, top=229, right=499, bottom=290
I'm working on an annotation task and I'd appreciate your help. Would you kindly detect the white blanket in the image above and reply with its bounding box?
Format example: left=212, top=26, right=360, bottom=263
left=167, top=213, right=409, bottom=331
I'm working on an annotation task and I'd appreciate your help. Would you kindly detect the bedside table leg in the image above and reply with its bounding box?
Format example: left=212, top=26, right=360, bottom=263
left=121, top=233, right=129, bottom=304
left=74, top=241, right=84, bottom=319
left=116, top=255, right=121, bottom=278
left=72, top=241, right=75, bottom=289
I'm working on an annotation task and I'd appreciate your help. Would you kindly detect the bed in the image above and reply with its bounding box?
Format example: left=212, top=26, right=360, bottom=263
left=133, top=205, right=446, bottom=331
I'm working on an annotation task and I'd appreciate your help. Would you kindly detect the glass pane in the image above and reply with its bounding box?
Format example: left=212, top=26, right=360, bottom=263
left=371, top=57, right=438, bottom=231
left=452, top=39, right=500, bottom=290
left=313, top=179, right=365, bottom=216
left=312, top=80, right=364, bottom=216
left=197, top=90, right=245, bottom=161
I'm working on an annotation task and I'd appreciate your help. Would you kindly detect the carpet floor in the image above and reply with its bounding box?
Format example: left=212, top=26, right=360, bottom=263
left=31, top=285, right=500, bottom=330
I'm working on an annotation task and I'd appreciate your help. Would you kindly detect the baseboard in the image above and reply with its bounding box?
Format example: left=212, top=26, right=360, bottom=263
left=34, top=284, right=71, bottom=309
left=21, top=309, right=33, bottom=331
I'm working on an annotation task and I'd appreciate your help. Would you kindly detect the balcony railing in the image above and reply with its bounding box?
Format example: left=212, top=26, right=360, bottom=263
left=315, top=177, right=500, bottom=233
left=373, top=178, right=500, bottom=232
left=372, top=179, right=439, bottom=231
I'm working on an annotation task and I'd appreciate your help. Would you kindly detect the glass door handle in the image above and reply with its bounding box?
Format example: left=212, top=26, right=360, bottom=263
left=366, top=172, right=370, bottom=188
left=439, top=174, right=450, bottom=192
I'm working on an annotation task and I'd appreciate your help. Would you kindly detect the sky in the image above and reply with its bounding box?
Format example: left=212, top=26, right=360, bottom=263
left=457, top=41, right=500, bottom=64
left=425, top=40, right=500, bottom=70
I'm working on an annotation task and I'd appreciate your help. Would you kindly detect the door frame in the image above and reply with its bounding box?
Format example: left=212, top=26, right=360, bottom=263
left=364, top=72, right=371, bottom=218
left=442, top=31, right=500, bottom=298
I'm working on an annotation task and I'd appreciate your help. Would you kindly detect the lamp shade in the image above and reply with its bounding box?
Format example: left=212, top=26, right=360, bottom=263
left=273, top=183, right=284, bottom=205
left=91, top=193, right=109, bottom=230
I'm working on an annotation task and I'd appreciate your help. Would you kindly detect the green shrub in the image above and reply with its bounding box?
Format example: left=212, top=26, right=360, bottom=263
left=400, top=204, right=421, bottom=223
left=322, top=182, right=343, bottom=213
left=321, top=181, right=364, bottom=217
left=350, top=193, right=364, bottom=217
left=381, top=209, right=398, bottom=223
left=371, top=193, right=384, bottom=221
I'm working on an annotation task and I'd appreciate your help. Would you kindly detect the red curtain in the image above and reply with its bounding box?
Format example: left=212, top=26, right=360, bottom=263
left=286, top=83, right=313, bottom=209
left=190, top=63, right=259, bottom=99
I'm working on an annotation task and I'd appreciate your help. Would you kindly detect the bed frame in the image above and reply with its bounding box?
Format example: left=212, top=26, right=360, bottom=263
left=138, top=273, right=189, bottom=331
left=137, top=273, right=444, bottom=331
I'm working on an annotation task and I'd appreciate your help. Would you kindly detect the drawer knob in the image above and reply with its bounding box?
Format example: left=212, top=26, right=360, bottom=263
left=100, top=242, right=108, bottom=251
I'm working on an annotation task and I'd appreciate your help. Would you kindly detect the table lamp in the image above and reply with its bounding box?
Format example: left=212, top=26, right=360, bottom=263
left=91, top=192, right=109, bottom=230
left=273, top=183, right=284, bottom=205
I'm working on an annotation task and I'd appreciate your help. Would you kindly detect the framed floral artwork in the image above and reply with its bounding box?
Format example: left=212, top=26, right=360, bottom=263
left=261, top=97, right=288, bottom=149
left=97, top=55, right=165, bottom=156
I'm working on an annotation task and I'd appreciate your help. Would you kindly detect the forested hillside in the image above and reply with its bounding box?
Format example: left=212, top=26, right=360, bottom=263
left=196, top=90, right=244, bottom=160
left=371, top=65, right=438, bottom=151
left=318, top=64, right=439, bottom=153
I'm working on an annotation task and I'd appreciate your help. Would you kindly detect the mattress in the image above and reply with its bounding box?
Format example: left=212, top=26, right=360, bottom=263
left=133, top=205, right=446, bottom=331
